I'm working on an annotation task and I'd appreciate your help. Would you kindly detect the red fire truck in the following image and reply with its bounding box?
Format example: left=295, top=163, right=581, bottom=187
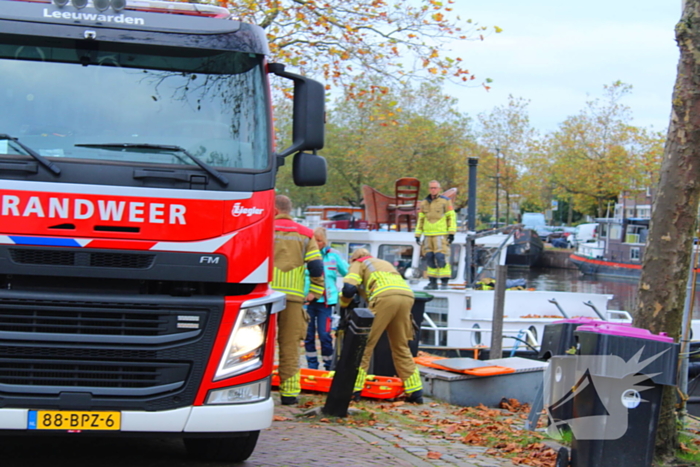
left=0, top=0, right=326, bottom=461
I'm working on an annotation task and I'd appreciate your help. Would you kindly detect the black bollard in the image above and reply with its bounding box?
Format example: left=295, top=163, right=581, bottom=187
left=322, top=307, right=374, bottom=417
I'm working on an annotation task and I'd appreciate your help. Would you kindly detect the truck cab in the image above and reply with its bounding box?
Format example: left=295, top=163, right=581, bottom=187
left=0, top=0, right=325, bottom=461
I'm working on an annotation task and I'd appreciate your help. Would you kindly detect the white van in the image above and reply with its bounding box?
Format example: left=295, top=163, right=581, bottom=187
left=521, top=212, right=551, bottom=240
left=570, top=223, right=597, bottom=247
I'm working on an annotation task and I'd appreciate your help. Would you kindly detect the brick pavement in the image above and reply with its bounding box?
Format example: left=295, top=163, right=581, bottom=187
left=256, top=337, right=549, bottom=466
left=241, top=392, right=543, bottom=467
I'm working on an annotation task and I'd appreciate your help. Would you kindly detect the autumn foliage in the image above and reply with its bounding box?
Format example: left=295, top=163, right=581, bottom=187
left=220, top=0, right=498, bottom=92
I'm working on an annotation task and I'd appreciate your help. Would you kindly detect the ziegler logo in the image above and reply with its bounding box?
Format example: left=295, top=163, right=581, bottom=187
left=231, top=203, right=264, bottom=217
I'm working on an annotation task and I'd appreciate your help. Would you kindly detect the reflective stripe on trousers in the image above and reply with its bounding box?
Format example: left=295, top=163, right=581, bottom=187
left=279, top=370, right=301, bottom=397
left=354, top=367, right=368, bottom=393
left=354, top=367, right=423, bottom=394
left=403, top=368, right=422, bottom=394
left=427, top=265, right=451, bottom=278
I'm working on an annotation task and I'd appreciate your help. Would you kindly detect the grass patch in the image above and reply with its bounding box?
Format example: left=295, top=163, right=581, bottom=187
left=676, top=432, right=700, bottom=465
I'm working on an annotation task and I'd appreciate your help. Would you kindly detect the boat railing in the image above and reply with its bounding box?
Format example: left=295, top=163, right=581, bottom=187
left=582, top=300, right=606, bottom=320
left=577, top=243, right=605, bottom=258
left=547, top=298, right=569, bottom=318
left=419, top=316, right=539, bottom=350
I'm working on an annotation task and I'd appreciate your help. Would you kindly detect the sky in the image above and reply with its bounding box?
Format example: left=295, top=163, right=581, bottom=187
left=444, top=1, right=681, bottom=134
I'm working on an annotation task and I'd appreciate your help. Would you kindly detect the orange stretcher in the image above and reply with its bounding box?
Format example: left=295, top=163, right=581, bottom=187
left=271, top=367, right=404, bottom=400
left=413, top=354, right=516, bottom=376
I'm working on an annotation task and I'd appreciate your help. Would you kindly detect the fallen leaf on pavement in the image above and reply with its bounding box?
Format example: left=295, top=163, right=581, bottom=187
left=426, top=451, right=442, bottom=459
left=442, top=424, right=461, bottom=435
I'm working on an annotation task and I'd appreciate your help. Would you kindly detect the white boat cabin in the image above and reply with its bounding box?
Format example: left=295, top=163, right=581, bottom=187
left=323, top=228, right=631, bottom=352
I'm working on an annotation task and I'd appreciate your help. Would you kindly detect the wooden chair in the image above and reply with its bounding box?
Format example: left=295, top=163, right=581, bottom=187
left=392, top=177, right=421, bottom=231
left=362, top=184, right=394, bottom=230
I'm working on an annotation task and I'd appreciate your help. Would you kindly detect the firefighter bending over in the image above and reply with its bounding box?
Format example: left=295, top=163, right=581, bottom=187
left=339, top=248, right=424, bottom=404
left=271, top=195, right=325, bottom=406
left=415, top=180, right=456, bottom=290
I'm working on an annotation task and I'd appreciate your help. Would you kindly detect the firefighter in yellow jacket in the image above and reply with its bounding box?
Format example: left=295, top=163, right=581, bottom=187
left=415, top=180, right=456, bottom=290
left=271, top=195, right=324, bottom=405
left=339, top=248, right=424, bottom=404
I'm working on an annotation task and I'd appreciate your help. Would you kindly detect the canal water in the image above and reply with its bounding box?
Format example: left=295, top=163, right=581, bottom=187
left=506, top=267, right=700, bottom=319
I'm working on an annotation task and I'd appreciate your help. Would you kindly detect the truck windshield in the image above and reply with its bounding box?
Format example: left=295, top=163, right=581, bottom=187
left=0, top=37, right=270, bottom=171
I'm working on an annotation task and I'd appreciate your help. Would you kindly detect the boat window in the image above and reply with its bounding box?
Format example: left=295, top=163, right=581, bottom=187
left=625, top=225, right=647, bottom=244
left=599, top=223, right=609, bottom=239
left=610, top=224, right=622, bottom=241
left=378, top=245, right=414, bottom=278
left=349, top=243, right=371, bottom=257
left=471, top=323, right=482, bottom=346
left=630, top=247, right=641, bottom=261
left=330, top=242, right=348, bottom=259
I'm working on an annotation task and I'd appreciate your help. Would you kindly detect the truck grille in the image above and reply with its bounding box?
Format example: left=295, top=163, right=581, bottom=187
left=9, top=249, right=75, bottom=266
left=0, top=360, right=188, bottom=389
left=0, top=309, right=166, bottom=336
left=0, top=298, right=191, bottom=337
left=0, top=292, right=224, bottom=411
left=9, top=248, right=155, bottom=269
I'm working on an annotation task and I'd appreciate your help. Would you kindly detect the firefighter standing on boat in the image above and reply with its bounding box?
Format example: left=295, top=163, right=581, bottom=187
left=271, top=195, right=325, bottom=406
left=415, top=180, right=457, bottom=290
left=339, top=248, right=424, bottom=404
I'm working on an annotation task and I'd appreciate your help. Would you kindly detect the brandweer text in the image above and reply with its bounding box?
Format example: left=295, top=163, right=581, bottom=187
left=1, top=195, right=186, bottom=225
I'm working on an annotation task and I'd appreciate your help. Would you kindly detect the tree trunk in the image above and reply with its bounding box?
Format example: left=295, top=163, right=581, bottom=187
left=634, top=1, right=700, bottom=459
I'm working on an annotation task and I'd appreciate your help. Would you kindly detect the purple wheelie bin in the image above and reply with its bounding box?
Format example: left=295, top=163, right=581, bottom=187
left=552, top=323, right=678, bottom=467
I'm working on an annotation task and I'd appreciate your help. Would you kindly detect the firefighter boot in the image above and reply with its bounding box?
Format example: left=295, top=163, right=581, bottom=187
left=406, top=389, right=424, bottom=404
left=424, top=278, right=438, bottom=290
left=281, top=396, right=298, bottom=406
left=440, top=278, right=449, bottom=290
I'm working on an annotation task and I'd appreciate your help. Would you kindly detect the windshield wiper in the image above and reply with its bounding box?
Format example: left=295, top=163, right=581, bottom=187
left=74, top=143, right=229, bottom=186
left=0, top=134, right=61, bottom=175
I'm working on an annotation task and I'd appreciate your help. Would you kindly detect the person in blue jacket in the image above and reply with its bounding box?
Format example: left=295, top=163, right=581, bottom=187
left=303, top=226, right=349, bottom=370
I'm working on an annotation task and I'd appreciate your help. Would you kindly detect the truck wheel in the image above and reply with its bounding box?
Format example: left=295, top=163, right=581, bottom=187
left=184, top=431, right=260, bottom=462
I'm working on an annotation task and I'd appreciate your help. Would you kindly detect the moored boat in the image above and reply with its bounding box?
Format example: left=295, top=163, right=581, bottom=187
left=569, top=216, right=700, bottom=282
left=322, top=226, right=650, bottom=355
left=505, top=228, right=544, bottom=267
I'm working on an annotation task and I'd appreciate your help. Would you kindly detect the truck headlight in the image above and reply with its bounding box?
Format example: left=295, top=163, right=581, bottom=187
left=214, top=305, right=268, bottom=381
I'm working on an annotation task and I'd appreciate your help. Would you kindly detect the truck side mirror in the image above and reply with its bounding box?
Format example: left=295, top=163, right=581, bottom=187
left=269, top=63, right=325, bottom=158
left=292, top=152, right=326, bottom=187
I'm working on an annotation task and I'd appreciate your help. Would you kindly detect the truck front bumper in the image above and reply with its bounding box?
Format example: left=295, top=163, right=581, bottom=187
left=0, top=398, right=274, bottom=433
